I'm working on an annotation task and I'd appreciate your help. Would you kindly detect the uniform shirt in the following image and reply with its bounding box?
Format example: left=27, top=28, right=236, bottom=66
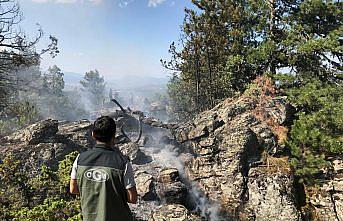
left=70, top=144, right=136, bottom=221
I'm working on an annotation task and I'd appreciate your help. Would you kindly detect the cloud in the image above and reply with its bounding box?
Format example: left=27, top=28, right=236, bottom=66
left=148, top=0, right=166, bottom=7
left=31, top=0, right=50, bottom=2
left=56, top=0, right=78, bottom=3
left=118, top=0, right=134, bottom=8
left=32, top=0, right=166, bottom=8
left=31, top=0, right=102, bottom=4
left=88, top=0, right=102, bottom=4
left=117, top=0, right=168, bottom=8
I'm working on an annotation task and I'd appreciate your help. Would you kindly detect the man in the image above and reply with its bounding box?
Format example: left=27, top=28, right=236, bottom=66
left=70, top=116, right=137, bottom=221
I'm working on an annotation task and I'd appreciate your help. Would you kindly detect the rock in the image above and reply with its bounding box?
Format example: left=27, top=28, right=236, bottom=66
left=157, top=168, right=187, bottom=205
left=199, top=137, right=215, bottom=147
left=139, top=135, right=153, bottom=146
left=241, top=167, right=301, bottom=221
left=149, top=204, right=201, bottom=221
left=0, top=120, right=92, bottom=176
left=333, top=159, right=343, bottom=173
left=0, top=83, right=324, bottom=221
left=38, top=143, right=56, bottom=162
left=135, top=171, right=156, bottom=201
left=173, top=92, right=299, bottom=219
left=159, top=168, right=180, bottom=183
left=53, top=142, right=79, bottom=160
left=157, top=181, right=187, bottom=205
left=130, top=201, right=160, bottom=221
left=186, top=123, right=259, bottom=217
left=34, top=142, right=79, bottom=167
left=176, top=131, right=188, bottom=143
left=305, top=158, right=343, bottom=221
left=4, top=119, right=58, bottom=144
left=188, top=124, right=208, bottom=140
left=25, top=119, right=59, bottom=144
left=249, top=122, right=278, bottom=155
left=58, top=120, right=92, bottom=133
left=266, top=97, right=295, bottom=125
left=58, top=120, right=93, bottom=148
left=119, top=142, right=145, bottom=164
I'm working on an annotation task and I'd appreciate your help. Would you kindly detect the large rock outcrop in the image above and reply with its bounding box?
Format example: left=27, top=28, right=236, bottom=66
left=0, top=119, right=93, bottom=168
left=173, top=95, right=300, bottom=220
left=3, top=119, right=59, bottom=145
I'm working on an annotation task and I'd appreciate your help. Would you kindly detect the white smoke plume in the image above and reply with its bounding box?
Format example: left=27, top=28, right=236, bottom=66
left=142, top=130, right=223, bottom=221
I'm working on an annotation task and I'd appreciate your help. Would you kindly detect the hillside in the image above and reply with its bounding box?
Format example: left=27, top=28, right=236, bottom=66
left=1, top=81, right=341, bottom=220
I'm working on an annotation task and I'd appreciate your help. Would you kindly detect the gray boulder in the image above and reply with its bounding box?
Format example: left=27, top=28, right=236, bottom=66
left=149, top=204, right=201, bottom=221
left=241, top=167, right=301, bottom=221
left=4, top=119, right=58, bottom=144
left=157, top=168, right=187, bottom=205
left=119, top=142, right=145, bottom=164
left=135, top=171, right=156, bottom=201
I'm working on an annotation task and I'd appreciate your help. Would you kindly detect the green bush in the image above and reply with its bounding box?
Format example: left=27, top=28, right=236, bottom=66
left=287, top=79, right=343, bottom=183
left=0, top=101, right=39, bottom=136
left=12, top=198, right=81, bottom=221
left=0, top=152, right=81, bottom=220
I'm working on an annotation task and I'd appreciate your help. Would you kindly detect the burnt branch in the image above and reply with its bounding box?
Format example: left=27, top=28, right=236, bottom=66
left=111, top=98, right=143, bottom=144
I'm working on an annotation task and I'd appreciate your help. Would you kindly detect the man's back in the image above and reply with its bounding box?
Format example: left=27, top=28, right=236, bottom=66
left=74, top=144, right=134, bottom=221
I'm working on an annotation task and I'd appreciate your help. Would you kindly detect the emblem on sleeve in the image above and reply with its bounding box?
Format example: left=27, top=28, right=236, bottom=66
left=84, top=168, right=109, bottom=182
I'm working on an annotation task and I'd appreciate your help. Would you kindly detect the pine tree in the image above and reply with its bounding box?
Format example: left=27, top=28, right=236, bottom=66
left=42, top=65, right=65, bottom=96
left=287, top=79, right=343, bottom=183
left=80, top=70, right=106, bottom=109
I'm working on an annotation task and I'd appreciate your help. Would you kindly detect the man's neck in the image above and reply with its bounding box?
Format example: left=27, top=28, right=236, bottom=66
left=95, top=141, right=112, bottom=147
left=94, top=141, right=119, bottom=151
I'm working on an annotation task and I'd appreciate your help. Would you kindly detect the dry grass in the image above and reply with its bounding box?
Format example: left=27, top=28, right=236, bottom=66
left=273, top=125, right=289, bottom=144
left=248, top=76, right=290, bottom=145
left=260, top=151, right=291, bottom=174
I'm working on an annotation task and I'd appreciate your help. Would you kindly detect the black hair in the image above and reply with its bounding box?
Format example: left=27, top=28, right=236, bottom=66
left=92, top=116, right=116, bottom=143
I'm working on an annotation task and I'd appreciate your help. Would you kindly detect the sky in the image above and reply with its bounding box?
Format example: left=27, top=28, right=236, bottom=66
left=18, top=0, right=193, bottom=79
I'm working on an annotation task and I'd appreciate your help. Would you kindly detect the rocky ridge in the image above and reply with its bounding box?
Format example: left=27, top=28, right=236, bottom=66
left=0, top=91, right=342, bottom=220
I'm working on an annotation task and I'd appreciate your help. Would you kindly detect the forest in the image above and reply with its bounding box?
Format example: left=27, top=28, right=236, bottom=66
left=163, top=0, right=342, bottom=183
left=0, top=0, right=342, bottom=220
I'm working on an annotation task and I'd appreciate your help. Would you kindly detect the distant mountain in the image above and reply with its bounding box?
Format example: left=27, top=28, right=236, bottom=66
left=108, top=75, right=169, bottom=90
left=63, top=71, right=169, bottom=89
left=62, top=72, right=169, bottom=97
left=107, top=75, right=169, bottom=98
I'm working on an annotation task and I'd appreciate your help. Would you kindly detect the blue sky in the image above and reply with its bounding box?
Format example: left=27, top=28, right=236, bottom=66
left=18, top=0, right=193, bottom=79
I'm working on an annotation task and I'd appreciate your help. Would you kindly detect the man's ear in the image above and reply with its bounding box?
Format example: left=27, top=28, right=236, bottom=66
left=111, top=135, right=116, bottom=144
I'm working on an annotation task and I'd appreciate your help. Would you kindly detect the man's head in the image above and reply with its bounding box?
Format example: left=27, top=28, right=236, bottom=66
left=92, top=116, right=116, bottom=143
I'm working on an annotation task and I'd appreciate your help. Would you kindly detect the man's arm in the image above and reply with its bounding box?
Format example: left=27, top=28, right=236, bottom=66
left=70, top=179, right=79, bottom=194
left=69, top=155, right=80, bottom=195
left=123, top=161, right=137, bottom=204
left=126, top=186, right=137, bottom=204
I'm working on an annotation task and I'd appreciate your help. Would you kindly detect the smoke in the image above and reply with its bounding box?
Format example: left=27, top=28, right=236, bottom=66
left=4, top=66, right=91, bottom=122
left=189, top=183, right=222, bottom=221
left=79, top=90, right=97, bottom=113
left=141, top=129, right=223, bottom=221
left=105, top=75, right=170, bottom=120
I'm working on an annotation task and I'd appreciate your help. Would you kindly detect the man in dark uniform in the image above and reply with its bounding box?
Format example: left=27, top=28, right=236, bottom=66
left=70, top=116, right=137, bottom=221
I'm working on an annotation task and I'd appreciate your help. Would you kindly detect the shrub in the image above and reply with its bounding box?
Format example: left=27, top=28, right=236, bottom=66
left=0, top=152, right=81, bottom=220
left=287, top=79, right=343, bottom=183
